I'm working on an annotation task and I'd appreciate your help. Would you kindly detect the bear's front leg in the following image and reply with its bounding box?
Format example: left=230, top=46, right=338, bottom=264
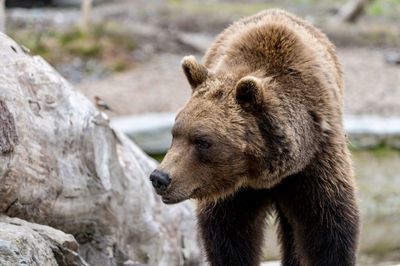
left=197, top=188, right=272, bottom=266
left=276, top=207, right=301, bottom=266
left=276, top=171, right=360, bottom=266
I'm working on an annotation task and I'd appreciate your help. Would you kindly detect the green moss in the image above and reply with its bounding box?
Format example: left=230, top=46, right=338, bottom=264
left=149, top=154, right=165, bottom=162
left=111, top=60, right=129, bottom=72
left=363, top=241, right=400, bottom=258
left=369, top=145, right=392, bottom=158
left=106, top=32, right=136, bottom=51
left=68, top=42, right=103, bottom=57
left=367, top=0, right=400, bottom=17
left=368, top=2, right=385, bottom=16
left=167, top=1, right=273, bottom=17
left=349, top=142, right=400, bottom=157
left=58, top=28, right=85, bottom=46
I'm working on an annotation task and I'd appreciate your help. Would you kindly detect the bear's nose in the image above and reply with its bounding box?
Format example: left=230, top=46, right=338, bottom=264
left=150, top=169, right=171, bottom=192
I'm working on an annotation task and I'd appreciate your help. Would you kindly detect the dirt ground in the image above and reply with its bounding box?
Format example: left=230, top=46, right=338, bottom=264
left=71, top=0, right=400, bottom=118
left=7, top=0, right=400, bottom=117
left=77, top=47, right=400, bottom=117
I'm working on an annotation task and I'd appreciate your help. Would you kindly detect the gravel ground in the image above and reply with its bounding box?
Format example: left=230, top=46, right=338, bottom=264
left=76, top=47, right=400, bottom=117
left=77, top=53, right=192, bottom=116
left=341, top=48, right=400, bottom=116
left=8, top=0, right=400, bottom=117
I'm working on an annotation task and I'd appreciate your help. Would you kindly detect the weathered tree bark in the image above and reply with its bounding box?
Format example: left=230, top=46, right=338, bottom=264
left=336, top=0, right=375, bottom=23
left=0, top=32, right=201, bottom=266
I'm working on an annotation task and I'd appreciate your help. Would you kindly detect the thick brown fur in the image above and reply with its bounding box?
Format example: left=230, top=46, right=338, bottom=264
left=152, top=9, right=359, bottom=266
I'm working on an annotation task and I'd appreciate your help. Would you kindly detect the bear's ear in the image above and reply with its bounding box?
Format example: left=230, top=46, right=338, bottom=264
left=181, top=55, right=208, bottom=91
left=235, top=76, right=264, bottom=112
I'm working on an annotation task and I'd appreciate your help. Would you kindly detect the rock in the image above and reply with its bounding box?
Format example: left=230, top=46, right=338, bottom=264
left=0, top=221, right=90, bottom=266
left=0, top=32, right=201, bottom=266
left=52, top=0, right=106, bottom=6
left=0, top=215, right=88, bottom=266
left=0, top=222, right=58, bottom=266
left=344, top=116, right=400, bottom=149
left=260, top=262, right=280, bottom=266
left=112, top=113, right=400, bottom=153
left=111, top=113, right=175, bottom=154
left=385, top=52, right=400, bottom=65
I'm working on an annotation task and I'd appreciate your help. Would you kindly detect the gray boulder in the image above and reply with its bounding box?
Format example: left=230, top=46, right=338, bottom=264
left=0, top=222, right=58, bottom=266
left=0, top=215, right=88, bottom=266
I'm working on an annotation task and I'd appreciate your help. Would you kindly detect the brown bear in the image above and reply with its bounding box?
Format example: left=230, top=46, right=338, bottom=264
left=150, top=9, right=359, bottom=266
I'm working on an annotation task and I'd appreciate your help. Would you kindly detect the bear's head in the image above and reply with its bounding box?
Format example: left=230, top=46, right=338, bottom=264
left=150, top=56, right=316, bottom=204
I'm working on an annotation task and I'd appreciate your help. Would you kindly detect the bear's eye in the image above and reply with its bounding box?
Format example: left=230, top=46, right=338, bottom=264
left=194, top=138, right=212, bottom=150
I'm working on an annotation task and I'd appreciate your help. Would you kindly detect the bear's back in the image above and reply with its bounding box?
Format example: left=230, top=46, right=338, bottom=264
left=203, top=9, right=343, bottom=101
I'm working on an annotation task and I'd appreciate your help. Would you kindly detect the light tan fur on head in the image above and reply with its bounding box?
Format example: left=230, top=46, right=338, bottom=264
left=181, top=55, right=208, bottom=90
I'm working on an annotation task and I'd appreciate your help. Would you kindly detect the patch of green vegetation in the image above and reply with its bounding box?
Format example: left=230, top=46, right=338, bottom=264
left=149, top=153, right=165, bottom=162
left=362, top=241, right=400, bottom=259
left=366, top=144, right=400, bottom=158
left=58, top=29, right=85, bottom=46
left=367, top=0, right=400, bottom=17
left=68, top=40, right=103, bottom=57
left=167, top=1, right=273, bottom=17
left=369, top=145, right=394, bottom=158
left=290, top=0, right=319, bottom=4
left=349, top=143, right=400, bottom=158
left=9, top=23, right=136, bottom=73
left=168, top=0, right=183, bottom=5
left=111, top=60, right=129, bottom=72
left=368, top=2, right=385, bottom=16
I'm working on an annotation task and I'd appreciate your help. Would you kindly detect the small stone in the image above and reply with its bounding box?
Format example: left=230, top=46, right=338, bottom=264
left=384, top=52, right=400, bottom=65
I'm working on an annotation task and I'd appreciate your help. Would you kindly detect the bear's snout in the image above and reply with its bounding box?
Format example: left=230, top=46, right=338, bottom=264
left=150, top=169, right=171, bottom=192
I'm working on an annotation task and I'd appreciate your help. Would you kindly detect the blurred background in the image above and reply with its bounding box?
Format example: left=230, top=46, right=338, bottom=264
left=1, top=0, right=400, bottom=265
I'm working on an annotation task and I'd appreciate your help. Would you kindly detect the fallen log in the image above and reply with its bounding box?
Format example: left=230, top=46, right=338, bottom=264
left=0, top=32, right=201, bottom=266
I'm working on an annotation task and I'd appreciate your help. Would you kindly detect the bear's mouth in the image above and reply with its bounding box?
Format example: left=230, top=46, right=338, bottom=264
left=161, top=196, right=183, bottom=204
left=161, top=187, right=201, bottom=204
